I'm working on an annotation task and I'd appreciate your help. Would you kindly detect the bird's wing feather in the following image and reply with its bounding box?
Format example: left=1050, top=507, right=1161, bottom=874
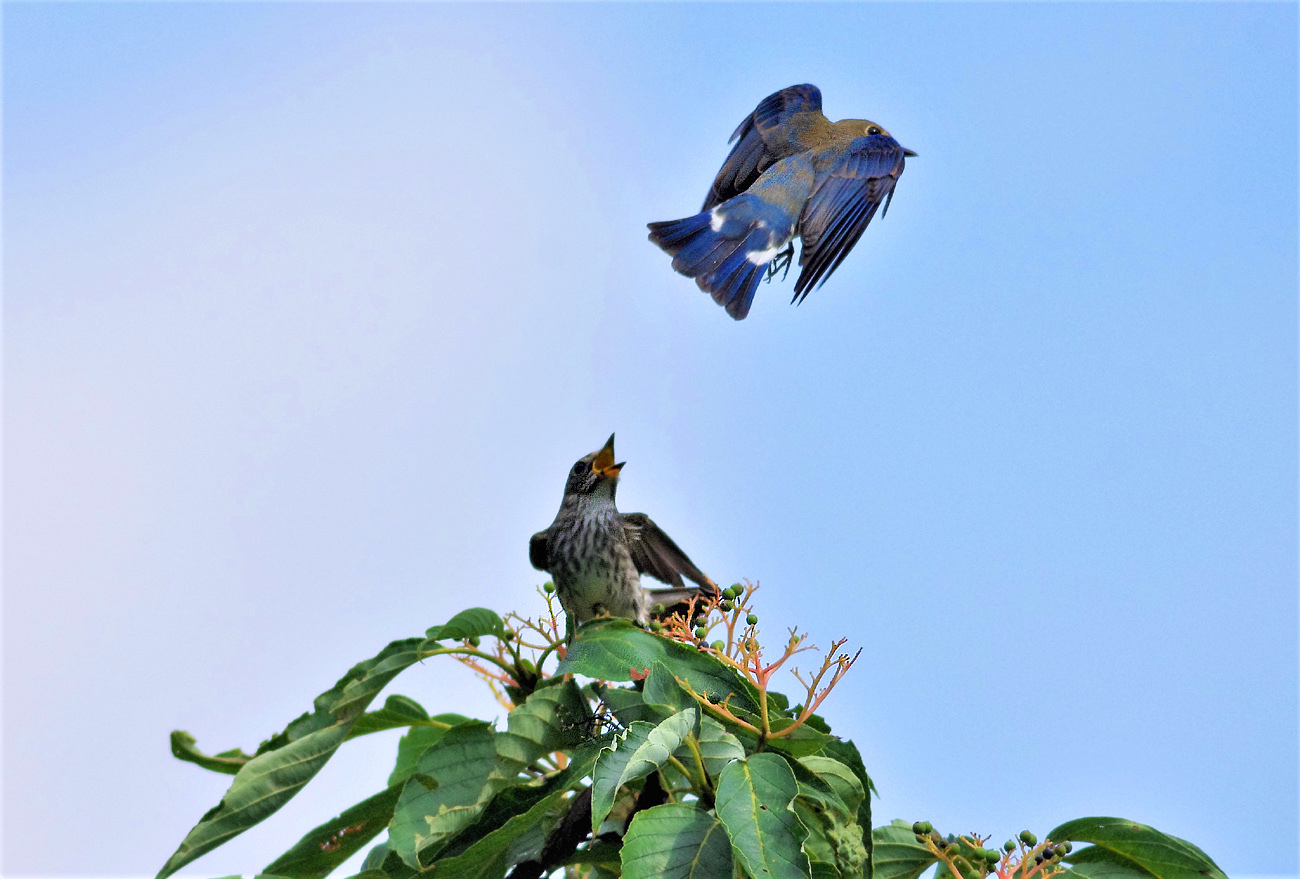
left=621, top=512, right=715, bottom=591
left=794, top=135, right=907, bottom=300
left=703, top=84, right=823, bottom=211
left=529, top=530, right=551, bottom=571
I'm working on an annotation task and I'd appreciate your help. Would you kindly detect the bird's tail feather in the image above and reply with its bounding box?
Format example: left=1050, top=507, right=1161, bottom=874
left=648, top=212, right=768, bottom=320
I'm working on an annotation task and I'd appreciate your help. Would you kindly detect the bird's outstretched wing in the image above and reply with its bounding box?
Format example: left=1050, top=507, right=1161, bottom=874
left=793, top=135, right=908, bottom=301
left=529, top=530, right=551, bottom=571
left=703, top=84, right=823, bottom=211
left=621, top=512, right=715, bottom=592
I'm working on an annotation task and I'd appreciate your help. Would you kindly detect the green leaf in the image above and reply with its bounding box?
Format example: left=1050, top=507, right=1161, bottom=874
left=766, top=719, right=834, bottom=758
left=591, top=708, right=697, bottom=832
left=789, top=761, right=867, bottom=879
left=157, top=636, right=430, bottom=879
left=389, top=721, right=500, bottom=870
left=644, top=661, right=693, bottom=711
left=594, top=684, right=666, bottom=726
left=1049, top=817, right=1227, bottom=879
left=427, top=609, right=505, bottom=642
left=798, top=757, right=864, bottom=821
left=870, top=821, right=936, bottom=879
left=557, top=619, right=760, bottom=713
left=169, top=731, right=253, bottom=775
left=818, top=739, right=875, bottom=877
left=425, top=787, right=572, bottom=879
left=693, top=715, right=746, bottom=777
left=494, top=679, right=589, bottom=780
left=388, top=716, right=474, bottom=788
left=348, top=695, right=431, bottom=738
left=434, top=741, right=601, bottom=868
left=715, top=753, right=810, bottom=879
left=621, top=803, right=735, bottom=879
left=263, top=786, right=402, bottom=878
left=1065, top=847, right=1158, bottom=879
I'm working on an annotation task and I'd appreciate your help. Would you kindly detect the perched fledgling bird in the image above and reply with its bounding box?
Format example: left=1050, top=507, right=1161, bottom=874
left=648, top=83, right=916, bottom=320
left=530, top=434, right=716, bottom=642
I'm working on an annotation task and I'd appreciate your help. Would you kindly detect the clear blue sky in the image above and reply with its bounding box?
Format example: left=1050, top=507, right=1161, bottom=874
left=3, top=3, right=1296, bottom=876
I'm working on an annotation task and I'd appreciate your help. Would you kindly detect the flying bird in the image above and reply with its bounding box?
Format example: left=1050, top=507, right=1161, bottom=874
left=530, top=434, right=716, bottom=641
left=648, top=83, right=916, bottom=320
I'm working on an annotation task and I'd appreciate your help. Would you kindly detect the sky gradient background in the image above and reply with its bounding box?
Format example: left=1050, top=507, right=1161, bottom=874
left=3, top=3, right=1297, bottom=877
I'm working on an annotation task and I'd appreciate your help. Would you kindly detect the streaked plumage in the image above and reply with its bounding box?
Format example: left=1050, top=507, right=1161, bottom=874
left=529, top=434, right=715, bottom=640
left=649, top=83, right=916, bottom=320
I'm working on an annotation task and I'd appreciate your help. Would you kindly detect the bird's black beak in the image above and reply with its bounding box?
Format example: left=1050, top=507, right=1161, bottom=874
left=592, top=434, right=623, bottom=478
left=902, top=147, right=918, bottom=157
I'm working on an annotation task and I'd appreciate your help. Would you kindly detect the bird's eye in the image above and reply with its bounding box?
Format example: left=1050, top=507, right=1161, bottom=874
left=867, top=126, right=881, bottom=136
left=572, top=462, right=587, bottom=475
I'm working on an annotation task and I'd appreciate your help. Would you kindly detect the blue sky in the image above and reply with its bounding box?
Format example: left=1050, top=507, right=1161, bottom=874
left=3, top=3, right=1296, bottom=876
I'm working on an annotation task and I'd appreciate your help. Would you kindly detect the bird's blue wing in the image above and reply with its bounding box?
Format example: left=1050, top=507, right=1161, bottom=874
left=702, top=84, right=823, bottom=211
left=793, top=135, right=907, bottom=301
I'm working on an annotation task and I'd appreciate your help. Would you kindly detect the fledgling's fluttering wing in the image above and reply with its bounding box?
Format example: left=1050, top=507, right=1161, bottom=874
left=794, top=135, right=909, bottom=302
left=621, top=512, right=715, bottom=592
left=529, top=530, right=551, bottom=572
left=703, top=84, right=823, bottom=211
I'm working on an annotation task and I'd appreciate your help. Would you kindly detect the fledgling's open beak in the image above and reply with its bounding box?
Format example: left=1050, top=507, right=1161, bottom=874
left=902, top=147, right=918, bottom=157
left=591, top=433, right=625, bottom=478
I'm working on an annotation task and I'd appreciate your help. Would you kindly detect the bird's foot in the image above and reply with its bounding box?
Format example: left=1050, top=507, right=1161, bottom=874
left=764, top=244, right=795, bottom=284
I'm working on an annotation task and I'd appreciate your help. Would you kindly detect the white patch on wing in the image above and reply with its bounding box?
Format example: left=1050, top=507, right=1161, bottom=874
left=710, top=207, right=726, bottom=232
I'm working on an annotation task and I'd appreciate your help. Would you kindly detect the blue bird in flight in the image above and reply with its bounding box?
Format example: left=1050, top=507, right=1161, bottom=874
left=648, top=84, right=916, bottom=320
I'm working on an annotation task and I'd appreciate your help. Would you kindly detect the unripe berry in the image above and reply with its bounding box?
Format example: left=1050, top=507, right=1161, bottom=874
left=711, top=640, right=726, bottom=651
left=543, top=581, right=556, bottom=593
left=1003, top=840, right=1016, bottom=853
left=1059, top=842, right=1073, bottom=854
left=747, top=613, right=759, bottom=625
left=694, top=626, right=708, bottom=639
left=719, top=601, right=734, bottom=612
left=468, top=636, right=480, bottom=647
left=649, top=621, right=663, bottom=632
left=1019, top=831, right=1037, bottom=846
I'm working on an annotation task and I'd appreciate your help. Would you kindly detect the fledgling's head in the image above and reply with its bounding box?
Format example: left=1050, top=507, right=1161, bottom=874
left=837, top=118, right=918, bottom=157
left=564, top=433, right=624, bottom=499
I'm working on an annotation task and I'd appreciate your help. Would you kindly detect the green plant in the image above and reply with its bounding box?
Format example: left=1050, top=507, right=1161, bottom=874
left=158, top=586, right=1228, bottom=879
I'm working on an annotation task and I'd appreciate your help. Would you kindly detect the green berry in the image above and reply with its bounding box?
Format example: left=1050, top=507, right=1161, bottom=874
left=1059, top=842, right=1072, bottom=854
left=746, top=613, right=759, bottom=625
left=651, top=603, right=666, bottom=614
left=1019, top=831, right=1037, bottom=846
left=912, top=822, right=926, bottom=835
left=649, top=621, right=663, bottom=632
left=543, top=581, right=556, bottom=594
left=1003, top=840, right=1016, bottom=853
left=719, top=600, right=733, bottom=612
left=468, top=636, right=480, bottom=647
left=694, top=626, right=708, bottom=639
left=710, top=640, right=726, bottom=651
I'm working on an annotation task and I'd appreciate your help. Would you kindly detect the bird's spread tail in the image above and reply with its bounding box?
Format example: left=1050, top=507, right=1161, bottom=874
left=648, top=196, right=794, bottom=321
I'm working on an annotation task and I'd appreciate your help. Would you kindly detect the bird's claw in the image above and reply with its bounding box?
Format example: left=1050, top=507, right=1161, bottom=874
left=764, top=244, right=795, bottom=284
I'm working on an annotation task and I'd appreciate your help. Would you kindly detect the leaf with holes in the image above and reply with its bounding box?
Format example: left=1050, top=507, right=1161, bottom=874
left=715, top=753, right=809, bottom=879
left=388, top=721, right=500, bottom=869
left=263, top=786, right=401, bottom=879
